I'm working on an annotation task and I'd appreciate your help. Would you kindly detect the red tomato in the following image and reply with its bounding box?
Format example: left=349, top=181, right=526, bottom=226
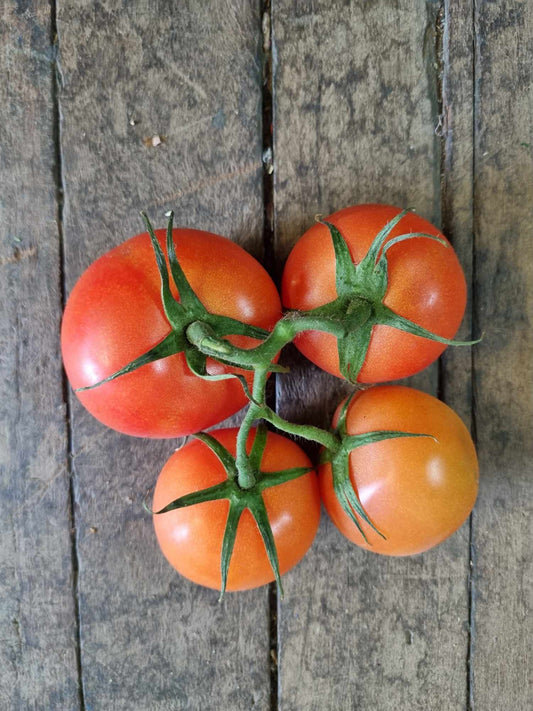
left=153, top=428, right=321, bottom=591
left=61, top=229, right=281, bottom=437
left=281, top=204, right=467, bottom=382
left=319, top=386, right=478, bottom=555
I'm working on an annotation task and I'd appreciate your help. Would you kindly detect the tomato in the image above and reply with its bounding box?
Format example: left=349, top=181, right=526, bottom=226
left=61, top=228, right=281, bottom=437
left=281, top=204, right=467, bottom=382
left=152, top=428, right=321, bottom=591
left=319, top=385, right=478, bottom=555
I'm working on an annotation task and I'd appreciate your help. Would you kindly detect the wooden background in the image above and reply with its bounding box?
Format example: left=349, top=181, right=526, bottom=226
left=1, top=1, right=531, bottom=709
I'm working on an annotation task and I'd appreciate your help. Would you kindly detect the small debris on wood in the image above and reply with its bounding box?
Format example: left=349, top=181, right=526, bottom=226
left=89, top=527, right=98, bottom=534
left=262, top=147, right=273, bottom=174
left=0, top=245, right=37, bottom=266
left=143, top=134, right=166, bottom=148
left=129, top=117, right=138, bottom=126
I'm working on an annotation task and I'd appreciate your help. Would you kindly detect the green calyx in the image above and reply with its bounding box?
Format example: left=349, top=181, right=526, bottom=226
left=76, top=211, right=272, bottom=393
left=298, top=209, right=479, bottom=383
left=151, top=425, right=313, bottom=600
left=321, top=392, right=437, bottom=542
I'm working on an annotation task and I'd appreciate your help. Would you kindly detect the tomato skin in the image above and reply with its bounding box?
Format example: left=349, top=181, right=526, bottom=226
left=61, top=229, right=282, bottom=438
left=319, top=386, right=478, bottom=555
left=153, top=428, right=321, bottom=591
left=281, top=204, right=467, bottom=382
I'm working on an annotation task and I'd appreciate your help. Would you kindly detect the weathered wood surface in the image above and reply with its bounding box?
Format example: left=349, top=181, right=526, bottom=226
left=274, top=2, right=470, bottom=708
left=1, top=0, right=531, bottom=709
left=471, top=2, right=533, bottom=709
left=57, top=1, right=270, bottom=709
left=0, top=2, right=80, bottom=708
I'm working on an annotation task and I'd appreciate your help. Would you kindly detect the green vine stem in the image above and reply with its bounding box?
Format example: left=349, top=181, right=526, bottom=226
left=233, top=366, right=341, bottom=489
left=186, top=310, right=348, bottom=373
left=234, top=368, right=269, bottom=489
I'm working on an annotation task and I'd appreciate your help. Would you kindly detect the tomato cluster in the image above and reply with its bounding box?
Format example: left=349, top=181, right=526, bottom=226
left=62, top=205, right=478, bottom=595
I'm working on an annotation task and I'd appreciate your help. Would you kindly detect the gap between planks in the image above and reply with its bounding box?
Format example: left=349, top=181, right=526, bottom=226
left=50, top=0, right=86, bottom=708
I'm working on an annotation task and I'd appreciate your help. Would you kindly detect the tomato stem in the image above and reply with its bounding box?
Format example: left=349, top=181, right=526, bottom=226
left=186, top=311, right=348, bottom=372
left=260, top=407, right=340, bottom=452
left=235, top=368, right=269, bottom=489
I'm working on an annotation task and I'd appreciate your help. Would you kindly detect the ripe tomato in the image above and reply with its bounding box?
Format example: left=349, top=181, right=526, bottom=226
left=281, top=204, right=467, bottom=382
left=61, top=228, right=281, bottom=437
left=152, top=428, right=321, bottom=591
left=319, top=386, right=478, bottom=555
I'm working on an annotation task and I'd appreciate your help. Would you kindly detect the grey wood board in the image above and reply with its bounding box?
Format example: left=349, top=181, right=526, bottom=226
left=0, top=2, right=80, bottom=708
left=273, top=1, right=470, bottom=709
left=439, top=0, right=475, bottom=428
left=57, top=1, right=270, bottom=708
left=471, top=1, right=533, bottom=709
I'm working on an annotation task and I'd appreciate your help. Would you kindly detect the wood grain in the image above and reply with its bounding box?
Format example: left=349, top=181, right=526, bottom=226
left=471, top=2, right=533, bottom=708
left=0, top=2, right=80, bottom=708
left=273, top=2, right=471, bottom=708
left=440, top=0, right=475, bottom=427
left=57, top=1, right=270, bottom=708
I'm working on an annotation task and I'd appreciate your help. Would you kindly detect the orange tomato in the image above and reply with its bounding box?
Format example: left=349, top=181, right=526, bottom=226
left=153, top=428, right=321, bottom=591
left=319, top=386, right=478, bottom=555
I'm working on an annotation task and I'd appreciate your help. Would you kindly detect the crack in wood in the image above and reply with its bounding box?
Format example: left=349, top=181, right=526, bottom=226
left=50, top=1, right=85, bottom=709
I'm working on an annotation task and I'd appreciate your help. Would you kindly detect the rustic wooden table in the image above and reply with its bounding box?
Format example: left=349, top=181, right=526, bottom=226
left=1, top=1, right=531, bottom=709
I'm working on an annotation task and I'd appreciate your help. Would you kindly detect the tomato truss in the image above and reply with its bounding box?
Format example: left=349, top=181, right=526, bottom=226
left=75, top=210, right=477, bottom=595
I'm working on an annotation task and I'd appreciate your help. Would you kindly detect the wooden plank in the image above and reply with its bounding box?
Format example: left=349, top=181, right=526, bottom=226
left=273, top=2, right=472, bottom=708
left=0, top=2, right=80, bottom=708
left=57, top=2, right=271, bottom=709
left=440, top=0, right=475, bottom=427
left=471, top=2, right=533, bottom=709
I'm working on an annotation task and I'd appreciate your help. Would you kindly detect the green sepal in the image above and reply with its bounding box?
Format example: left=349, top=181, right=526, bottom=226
left=338, top=320, right=373, bottom=383
left=374, top=304, right=480, bottom=346
left=356, top=207, right=413, bottom=272
left=163, top=211, right=205, bottom=316
left=256, top=466, right=313, bottom=491
left=152, top=479, right=234, bottom=514
left=371, top=232, right=449, bottom=296
left=342, top=430, right=437, bottom=451
left=330, top=451, right=377, bottom=541
left=379, top=231, right=447, bottom=259
left=192, top=432, right=239, bottom=481
left=140, top=212, right=185, bottom=328
left=75, top=331, right=183, bottom=392
left=320, top=220, right=358, bottom=297
left=247, top=495, right=284, bottom=597
left=163, top=215, right=272, bottom=344
left=335, top=390, right=358, bottom=437
left=219, top=499, right=246, bottom=600
left=184, top=347, right=209, bottom=378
